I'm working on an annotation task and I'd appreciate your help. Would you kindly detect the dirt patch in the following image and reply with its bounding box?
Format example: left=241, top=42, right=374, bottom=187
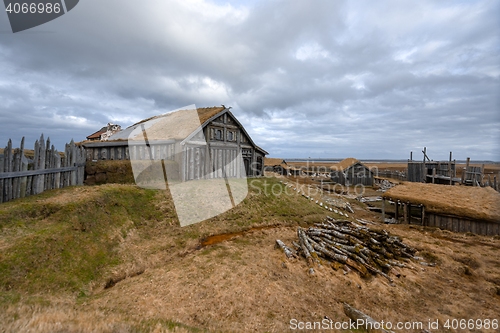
left=200, top=225, right=280, bottom=247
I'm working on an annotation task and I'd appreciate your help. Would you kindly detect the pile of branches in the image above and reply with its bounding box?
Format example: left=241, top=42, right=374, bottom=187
left=276, top=217, right=419, bottom=283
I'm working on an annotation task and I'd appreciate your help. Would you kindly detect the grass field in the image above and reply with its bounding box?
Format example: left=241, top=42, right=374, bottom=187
left=0, top=178, right=499, bottom=332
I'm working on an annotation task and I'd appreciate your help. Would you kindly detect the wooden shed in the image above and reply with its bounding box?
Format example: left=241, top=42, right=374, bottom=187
left=82, top=106, right=268, bottom=181
left=330, top=158, right=373, bottom=186
left=264, top=158, right=288, bottom=175
left=382, top=182, right=500, bottom=236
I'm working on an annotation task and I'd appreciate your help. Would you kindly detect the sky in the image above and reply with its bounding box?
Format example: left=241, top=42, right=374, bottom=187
left=0, top=0, right=499, bottom=161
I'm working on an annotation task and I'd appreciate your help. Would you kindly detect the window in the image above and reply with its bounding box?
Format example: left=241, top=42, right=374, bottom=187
left=211, top=127, right=223, bottom=141
left=227, top=130, right=236, bottom=142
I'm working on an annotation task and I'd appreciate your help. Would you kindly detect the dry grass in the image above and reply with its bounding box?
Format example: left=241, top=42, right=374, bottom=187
left=264, top=158, right=286, bottom=166
left=383, top=182, right=500, bottom=222
left=1, top=178, right=500, bottom=332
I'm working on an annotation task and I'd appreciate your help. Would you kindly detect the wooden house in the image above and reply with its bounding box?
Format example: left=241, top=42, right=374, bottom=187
left=330, top=158, right=373, bottom=186
left=82, top=106, right=268, bottom=181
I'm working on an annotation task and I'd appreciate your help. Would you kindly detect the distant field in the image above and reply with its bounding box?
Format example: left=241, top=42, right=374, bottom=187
left=284, top=160, right=500, bottom=179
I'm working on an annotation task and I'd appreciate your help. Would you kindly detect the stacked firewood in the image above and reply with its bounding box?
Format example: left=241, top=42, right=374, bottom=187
left=276, top=217, right=418, bottom=283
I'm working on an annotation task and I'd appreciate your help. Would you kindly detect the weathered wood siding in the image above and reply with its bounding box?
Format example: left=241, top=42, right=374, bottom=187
left=84, top=141, right=176, bottom=162
left=425, top=213, right=499, bottom=236
left=0, top=135, right=85, bottom=203
left=408, top=161, right=457, bottom=183
left=331, top=163, right=373, bottom=186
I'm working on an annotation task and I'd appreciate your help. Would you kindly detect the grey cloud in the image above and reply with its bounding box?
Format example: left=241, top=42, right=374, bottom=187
left=0, top=0, right=498, bottom=161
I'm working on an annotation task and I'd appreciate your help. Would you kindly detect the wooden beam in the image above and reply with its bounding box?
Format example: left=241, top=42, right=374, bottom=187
left=0, top=166, right=80, bottom=179
left=382, top=197, right=385, bottom=222
left=403, top=202, right=409, bottom=224
left=421, top=205, right=425, bottom=226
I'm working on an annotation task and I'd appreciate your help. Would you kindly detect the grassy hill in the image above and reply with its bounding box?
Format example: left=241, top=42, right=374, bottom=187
left=1, top=178, right=499, bottom=332
left=0, top=178, right=328, bottom=332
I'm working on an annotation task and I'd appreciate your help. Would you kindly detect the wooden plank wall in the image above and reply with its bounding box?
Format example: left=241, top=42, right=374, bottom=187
left=128, top=143, right=175, bottom=161
left=183, top=147, right=243, bottom=181
left=0, top=135, right=86, bottom=203
left=88, top=143, right=176, bottom=161
left=425, top=213, right=499, bottom=236
left=407, top=162, right=425, bottom=182
left=331, top=165, right=373, bottom=186
left=377, top=170, right=406, bottom=181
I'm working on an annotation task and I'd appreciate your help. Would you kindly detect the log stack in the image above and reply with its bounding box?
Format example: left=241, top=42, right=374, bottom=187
left=277, top=217, right=421, bottom=283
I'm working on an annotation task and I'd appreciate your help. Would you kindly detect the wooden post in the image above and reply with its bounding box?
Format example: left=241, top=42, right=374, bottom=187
left=465, top=157, right=470, bottom=185
left=421, top=205, right=425, bottom=226
left=422, top=147, right=427, bottom=183
left=403, top=202, right=408, bottom=224
left=448, top=152, right=452, bottom=185
left=382, top=197, right=385, bottom=222
left=395, top=200, right=399, bottom=221
left=0, top=147, right=3, bottom=204
left=453, top=159, right=456, bottom=178
left=480, top=164, right=485, bottom=187
left=410, top=151, right=412, bottom=161
left=494, top=176, right=497, bottom=191
left=432, top=167, right=436, bottom=184
left=6, top=139, right=12, bottom=201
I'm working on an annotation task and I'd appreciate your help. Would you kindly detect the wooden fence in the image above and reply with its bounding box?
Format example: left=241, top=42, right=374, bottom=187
left=0, top=135, right=86, bottom=203
left=376, top=170, right=406, bottom=181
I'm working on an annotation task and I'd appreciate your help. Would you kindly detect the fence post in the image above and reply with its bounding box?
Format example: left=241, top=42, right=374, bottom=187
left=421, top=205, right=425, bottom=226
left=0, top=149, right=3, bottom=204
left=403, top=202, right=408, bottom=224
left=37, top=134, right=46, bottom=195
left=6, top=139, right=13, bottom=201
left=382, top=197, right=385, bottom=222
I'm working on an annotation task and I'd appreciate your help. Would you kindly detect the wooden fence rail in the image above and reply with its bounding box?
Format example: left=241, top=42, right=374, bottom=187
left=0, top=135, right=86, bottom=203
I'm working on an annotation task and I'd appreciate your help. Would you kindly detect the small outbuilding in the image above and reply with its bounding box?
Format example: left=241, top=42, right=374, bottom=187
left=86, top=123, right=121, bottom=141
left=330, top=158, right=374, bottom=186
left=382, top=182, right=500, bottom=235
left=264, top=158, right=288, bottom=175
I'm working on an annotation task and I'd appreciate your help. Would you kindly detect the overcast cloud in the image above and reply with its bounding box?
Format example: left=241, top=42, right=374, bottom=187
left=0, top=0, right=499, bottom=160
